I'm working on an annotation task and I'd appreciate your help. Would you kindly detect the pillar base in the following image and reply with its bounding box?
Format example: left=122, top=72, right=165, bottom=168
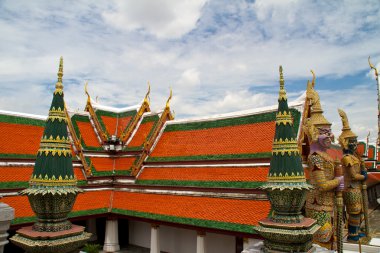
left=10, top=225, right=91, bottom=253
left=255, top=218, right=319, bottom=253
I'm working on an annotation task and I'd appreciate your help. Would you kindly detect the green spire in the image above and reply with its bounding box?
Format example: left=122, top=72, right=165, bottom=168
left=265, top=66, right=309, bottom=189
left=30, top=57, right=76, bottom=187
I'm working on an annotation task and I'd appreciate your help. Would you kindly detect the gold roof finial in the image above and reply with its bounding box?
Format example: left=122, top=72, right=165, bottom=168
left=84, top=81, right=91, bottom=103
left=338, top=108, right=357, bottom=149
left=165, top=87, right=173, bottom=109
left=278, top=65, right=287, bottom=100
left=55, top=57, right=64, bottom=92
left=368, top=56, right=378, bottom=78
left=311, top=70, right=316, bottom=87
left=144, top=82, right=151, bottom=104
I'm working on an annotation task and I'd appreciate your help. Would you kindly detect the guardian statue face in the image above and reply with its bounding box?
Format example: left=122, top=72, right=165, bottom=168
left=317, top=126, right=334, bottom=149
left=347, top=137, right=358, bottom=152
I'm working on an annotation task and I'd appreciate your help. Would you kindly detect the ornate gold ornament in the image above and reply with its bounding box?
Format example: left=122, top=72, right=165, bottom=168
left=303, top=71, right=331, bottom=143
left=276, top=111, right=293, bottom=126
left=29, top=174, right=77, bottom=186
left=272, top=138, right=300, bottom=155
left=338, top=109, right=357, bottom=149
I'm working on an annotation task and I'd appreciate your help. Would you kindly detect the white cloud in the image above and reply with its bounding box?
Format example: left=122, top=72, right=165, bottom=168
left=0, top=0, right=380, bottom=142
left=102, top=0, right=208, bottom=39
left=176, top=68, right=201, bottom=89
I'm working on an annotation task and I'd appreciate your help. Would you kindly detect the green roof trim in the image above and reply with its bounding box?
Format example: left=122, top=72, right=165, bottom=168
left=0, top=153, right=37, bottom=159
left=135, top=180, right=265, bottom=189
left=0, top=181, right=29, bottom=189
left=111, top=208, right=257, bottom=234
left=164, top=108, right=301, bottom=133
left=146, top=152, right=272, bottom=163
left=0, top=114, right=45, bottom=127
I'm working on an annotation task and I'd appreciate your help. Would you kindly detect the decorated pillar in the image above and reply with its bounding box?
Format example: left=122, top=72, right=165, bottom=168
left=10, top=57, right=90, bottom=253
left=103, top=218, right=120, bottom=252
left=150, top=224, right=160, bottom=253
left=0, top=202, right=14, bottom=253
left=196, top=231, right=206, bottom=253
left=255, top=66, right=319, bottom=252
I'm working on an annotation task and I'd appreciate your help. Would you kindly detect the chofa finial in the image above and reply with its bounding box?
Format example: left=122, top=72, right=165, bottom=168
left=368, top=56, right=378, bottom=78
left=144, top=82, right=151, bottom=104
left=165, top=87, right=173, bottom=109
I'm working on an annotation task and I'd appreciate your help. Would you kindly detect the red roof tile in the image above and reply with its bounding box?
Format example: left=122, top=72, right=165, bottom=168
left=73, top=190, right=112, bottom=211
left=101, top=116, right=132, bottom=137
left=112, top=191, right=270, bottom=226
left=76, top=121, right=101, bottom=147
left=128, top=121, right=155, bottom=147
left=0, top=166, right=84, bottom=183
left=0, top=122, right=44, bottom=155
left=138, top=166, right=268, bottom=182
left=0, top=166, right=33, bottom=182
left=150, top=121, right=275, bottom=158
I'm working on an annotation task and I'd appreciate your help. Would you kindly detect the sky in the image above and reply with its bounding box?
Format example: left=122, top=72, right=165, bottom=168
left=0, top=0, right=379, bottom=142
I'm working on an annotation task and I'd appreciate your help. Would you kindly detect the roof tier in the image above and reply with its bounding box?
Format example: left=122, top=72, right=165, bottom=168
left=148, top=109, right=302, bottom=163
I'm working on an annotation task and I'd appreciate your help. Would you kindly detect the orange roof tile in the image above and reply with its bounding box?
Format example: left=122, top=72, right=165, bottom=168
left=76, top=121, right=101, bottom=147
left=1, top=195, right=34, bottom=218
left=0, top=166, right=33, bottom=182
left=73, top=190, right=112, bottom=212
left=368, top=146, right=375, bottom=159
left=101, top=116, right=132, bottom=137
left=367, top=172, right=380, bottom=187
left=357, top=143, right=365, bottom=156
left=1, top=191, right=112, bottom=220
left=128, top=121, right=155, bottom=147
left=139, top=166, right=268, bottom=182
left=0, top=122, right=44, bottom=155
left=150, top=121, right=275, bottom=158
left=112, top=191, right=270, bottom=226
left=90, top=157, right=135, bottom=171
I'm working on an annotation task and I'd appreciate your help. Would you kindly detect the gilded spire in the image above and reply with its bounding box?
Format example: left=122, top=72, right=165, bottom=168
left=278, top=65, right=287, bottom=101
left=264, top=66, right=309, bottom=189
left=311, top=70, right=315, bottom=87
left=55, top=57, right=64, bottom=93
left=338, top=109, right=358, bottom=149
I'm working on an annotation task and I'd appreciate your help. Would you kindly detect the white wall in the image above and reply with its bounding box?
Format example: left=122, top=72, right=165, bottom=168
left=206, top=232, right=235, bottom=253
left=160, top=225, right=196, bottom=253
left=128, top=220, right=151, bottom=248
left=128, top=220, right=236, bottom=253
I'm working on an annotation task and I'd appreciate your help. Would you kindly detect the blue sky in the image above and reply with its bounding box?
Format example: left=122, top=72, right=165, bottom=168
left=0, top=0, right=379, bottom=142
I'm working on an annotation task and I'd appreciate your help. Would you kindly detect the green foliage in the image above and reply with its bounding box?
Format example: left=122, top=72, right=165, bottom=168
left=83, top=243, right=101, bottom=253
